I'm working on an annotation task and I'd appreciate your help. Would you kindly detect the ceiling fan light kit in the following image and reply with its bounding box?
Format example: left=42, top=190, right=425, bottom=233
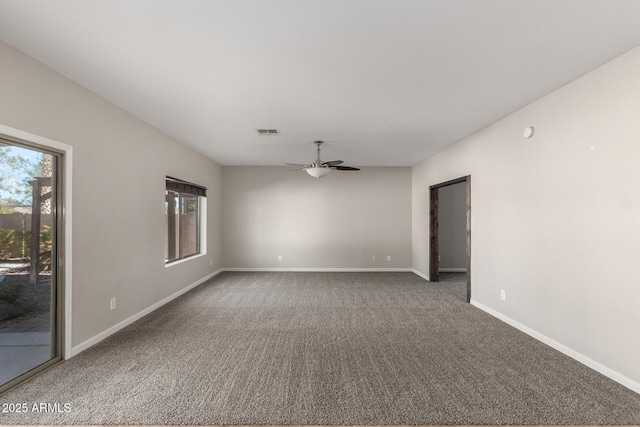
left=305, top=166, right=331, bottom=178
left=286, top=141, right=360, bottom=179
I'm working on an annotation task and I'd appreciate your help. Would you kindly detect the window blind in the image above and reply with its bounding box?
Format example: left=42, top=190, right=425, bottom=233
left=166, top=176, right=207, bottom=197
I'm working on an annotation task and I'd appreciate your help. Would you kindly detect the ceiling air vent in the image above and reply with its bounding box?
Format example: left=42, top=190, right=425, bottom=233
left=257, top=129, right=280, bottom=135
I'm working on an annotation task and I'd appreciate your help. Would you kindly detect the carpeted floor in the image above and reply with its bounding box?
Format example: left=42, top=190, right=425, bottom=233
left=1, top=271, right=639, bottom=425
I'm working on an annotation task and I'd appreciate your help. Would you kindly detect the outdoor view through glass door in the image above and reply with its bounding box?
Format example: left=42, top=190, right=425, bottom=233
left=0, top=139, right=61, bottom=389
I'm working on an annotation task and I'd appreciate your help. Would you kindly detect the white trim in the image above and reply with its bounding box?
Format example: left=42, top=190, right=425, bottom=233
left=70, top=268, right=223, bottom=357
left=438, top=267, right=467, bottom=273
left=0, top=124, right=73, bottom=360
left=470, top=299, right=640, bottom=395
left=411, top=268, right=430, bottom=281
left=64, top=147, right=73, bottom=360
left=199, top=196, right=207, bottom=255
left=222, top=267, right=413, bottom=272
left=164, top=252, right=206, bottom=268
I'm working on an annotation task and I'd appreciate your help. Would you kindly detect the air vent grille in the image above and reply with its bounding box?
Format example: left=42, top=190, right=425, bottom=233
left=257, top=129, right=280, bottom=135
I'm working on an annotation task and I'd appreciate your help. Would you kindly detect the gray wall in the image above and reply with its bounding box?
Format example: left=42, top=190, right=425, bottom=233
left=0, top=40, right=223, bottom=348
left=412, top=46, right=640, bottom=387
left=222, top=167, right=411, bottom=269
left=3, top=33, right=638, bottom=392
left=438, top=182, right=466, bottom=270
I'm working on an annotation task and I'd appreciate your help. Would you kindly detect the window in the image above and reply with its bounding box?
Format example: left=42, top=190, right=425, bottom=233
left=165, top=176, right=206, bottom=263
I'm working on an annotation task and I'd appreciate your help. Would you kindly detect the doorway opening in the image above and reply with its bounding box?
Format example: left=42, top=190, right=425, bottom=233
left=0, top=135, right=65, bottom=394
left=429, top=176, right=471, bottom=302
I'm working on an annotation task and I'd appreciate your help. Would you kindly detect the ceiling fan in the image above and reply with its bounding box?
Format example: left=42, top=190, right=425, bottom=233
left=286, top=141, right=360, bottom=178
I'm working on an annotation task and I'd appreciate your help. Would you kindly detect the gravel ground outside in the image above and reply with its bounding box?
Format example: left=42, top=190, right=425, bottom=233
left=0, top=261, right=52, bottom=332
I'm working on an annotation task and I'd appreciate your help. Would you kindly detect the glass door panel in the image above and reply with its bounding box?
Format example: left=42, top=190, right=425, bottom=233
left=0, top=140, right=60, bottom=388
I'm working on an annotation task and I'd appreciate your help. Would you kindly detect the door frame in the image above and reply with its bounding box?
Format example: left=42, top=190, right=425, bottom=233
left=0, top=124, right=73, bottom=394
left=429, top=175, right=471, bottom=302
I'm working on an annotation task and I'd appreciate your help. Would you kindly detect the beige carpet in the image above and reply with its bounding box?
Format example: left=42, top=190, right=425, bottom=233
left=1, top=271, right=639, bottom=425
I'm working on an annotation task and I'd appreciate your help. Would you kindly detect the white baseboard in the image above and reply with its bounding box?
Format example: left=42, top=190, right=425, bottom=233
left=69, top=268, right=224, bottom=357
left=470, top=299, right=640, bottom=395
left=222, top=267, right=413, bottom=272
left=438, top=268, right=467, bottom=273
left=411, top=269, right=430, bottom=281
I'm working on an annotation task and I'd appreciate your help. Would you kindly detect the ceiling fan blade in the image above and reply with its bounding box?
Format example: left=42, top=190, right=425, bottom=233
left=285, top=142, right=358, bottom=175
left=322, top=160, right=344, bottom=166
left=331, top=166, right=360, bottom=171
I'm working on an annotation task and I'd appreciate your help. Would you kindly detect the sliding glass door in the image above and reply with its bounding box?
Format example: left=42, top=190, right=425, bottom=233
left=0, top=137, right=62, bottom=391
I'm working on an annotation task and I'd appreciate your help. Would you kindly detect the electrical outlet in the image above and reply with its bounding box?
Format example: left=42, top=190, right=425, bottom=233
left=438, top=255, right=441, bottom=261
left=110, top=298, right=116, bottom=311
left=210, top=259, right=213, bottom=266
left=278, top=255, right=282, bottom=261
left=500, top=290, right=506, bottom=301
left=387, top=255, right=391, bottom=261
left=372, top=256, right=376, bottom=261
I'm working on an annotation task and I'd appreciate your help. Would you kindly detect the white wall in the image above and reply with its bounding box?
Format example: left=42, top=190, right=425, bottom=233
left=0, top=41, right=223, bottom=349
left=438, top=182, right=466, bottom=270
left=413, top=46, right=640, bottom=388
left=223, top=167, right=411, bottom=269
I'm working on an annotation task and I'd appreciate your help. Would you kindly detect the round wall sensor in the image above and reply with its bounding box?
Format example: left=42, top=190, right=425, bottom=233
left=523, top=126, right=535, bottom=138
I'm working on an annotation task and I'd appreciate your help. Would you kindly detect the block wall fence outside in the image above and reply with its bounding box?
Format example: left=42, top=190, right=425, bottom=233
left=0, top=213, right=52, bottom=232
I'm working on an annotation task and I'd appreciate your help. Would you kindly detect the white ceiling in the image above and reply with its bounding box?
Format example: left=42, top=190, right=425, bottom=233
left=1, top=1, right=640, bottom=166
